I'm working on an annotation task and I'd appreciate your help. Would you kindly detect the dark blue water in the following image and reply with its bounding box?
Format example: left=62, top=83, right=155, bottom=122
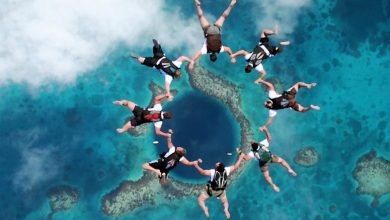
left=158, top=91, right=239, bottom=181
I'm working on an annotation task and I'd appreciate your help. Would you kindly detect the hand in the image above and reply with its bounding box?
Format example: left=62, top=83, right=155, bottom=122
left=255, top=78, right=263, bottom=84
left=197, top=158, right=203, bottom=164
left=189, top=62, right=195, bottom=70
left=274, top=25, right=280, bottom=35
left=168, top=129, right=173, bottom=134
left=165, top=93, right=174, bottom=101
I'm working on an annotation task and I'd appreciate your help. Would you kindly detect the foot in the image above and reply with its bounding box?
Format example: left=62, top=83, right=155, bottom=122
left=152, top=39, right=159, bottom=48
left=116, top=128, right=126, bottom=133
left=274, top=25, right=280, bottom=35
left=113, top=100, right=126, bottom=106
left=195, top=0, right=201, bottom=6
left=129, top=52, right=139, bottom=59
left=272, top=184, right=280, bottom=192
left=288, top=169, right=297, bottom=176
left=230, top=0, right=237, bottom=7
left=224, top=208, right=231, bottom=219
left=203, top=207, right=209, bottom=218
left=310, top=105, right=320, bottom=110
left=307, top=83, right=317, bottom=89
left=280, top=41, right=290, bottom=46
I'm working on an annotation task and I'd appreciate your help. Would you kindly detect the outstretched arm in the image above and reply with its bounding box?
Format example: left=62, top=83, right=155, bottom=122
left=237, top=148, right=252, bottom=161
left=256, top=78, right=275, bottom=91
left=254, top=69, right=267, bottom=83
left=194, top=161, right=211, bottom=176
left=229, top=154, right=244, bottom=173
left=223, top=46, right=236, bottom=63
left=180, top=157, right=201, bottom=166
left=189, top=50, right=202, bottom=70
left=166, top=129, right=174, bottom=149
left=261, top=126, right=272, bottom=142
left=237, top=148, right=260, bottom=161
left=154, top=94, right=169, bottom=105
left=260, top=116, right=274, bottom=130
left=231, top=50, right=249, bottom=59
left=164, top=80, right=173, bottom=100
left=176, top=56, right=194, bottom=64
left=243, top=154, right=252, bottom=161
left=155, top=126, right=171, bottom=138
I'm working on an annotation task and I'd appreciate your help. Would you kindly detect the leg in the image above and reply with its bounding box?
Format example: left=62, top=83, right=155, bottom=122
left=129, top=52, right=146, bottom=64
left=131, top=40, right=163, bottom=65
left=143, top=163, right=162, bottom=177
left=275, top=157, right=297, bottom=176
left=262, top=167, right=280, bottom=192
left=198, top=192, right=210, bottom=218
left=195, top=0, right=211, bottom=31
left=260, top=25, right=279, bottom=38
left=279, top=41, right=290, bottom=46
left=220, top=192, right=231, bottom=219
left=113, top=101, right=143, bottom=133
left=152, top=39, right=165, bottom=58
left=289, top=82, right=317, bottom=93
left=116, top=121, right=132, bottom=133
left=214, top=0, right=237, bottom=28
left=112, top=100, right=137, bottom=111
left=293, top=103, right=320, bottom=112
left=261, top=29, right=276, bottom=38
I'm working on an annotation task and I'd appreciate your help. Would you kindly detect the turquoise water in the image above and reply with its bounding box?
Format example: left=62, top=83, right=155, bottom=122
left=163, top=91, right=239, bottom=181
left=0, top=0, right=389, bottom=220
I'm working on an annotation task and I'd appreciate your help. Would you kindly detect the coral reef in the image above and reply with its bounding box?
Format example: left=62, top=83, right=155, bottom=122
left=100, top=65, right=254, bottom=217
left=294, top=147, right=320, bottom=167
left=47, top=185, right=80, bottom=220
left=352, top=150, right=390, bottom=207
left=101, top=172, right=203, bottom=216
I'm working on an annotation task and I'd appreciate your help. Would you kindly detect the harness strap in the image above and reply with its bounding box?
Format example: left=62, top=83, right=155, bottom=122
left=259, top=45, right=271, bottom=56
left=156, top=57, right=166, bottom=66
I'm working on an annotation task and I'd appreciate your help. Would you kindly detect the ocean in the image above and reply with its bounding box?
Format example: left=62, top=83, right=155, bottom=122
left=0, top=0, right=389, bottom=219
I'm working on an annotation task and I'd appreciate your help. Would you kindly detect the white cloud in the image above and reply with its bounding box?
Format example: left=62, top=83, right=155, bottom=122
left=12, top=128, right=59, bottom=192
left=0, top=0, right=201, bottom=86
left=250, top=0, right=312, bottom=36
left=13, top=146, right=59, bottom=192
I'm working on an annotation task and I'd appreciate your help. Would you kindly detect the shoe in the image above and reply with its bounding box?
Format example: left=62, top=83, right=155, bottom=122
left=152, top=39, right=159, bottom=48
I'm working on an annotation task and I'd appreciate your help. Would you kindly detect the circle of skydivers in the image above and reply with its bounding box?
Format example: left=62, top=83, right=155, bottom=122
left=113, top=1, right=320, bottom=219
